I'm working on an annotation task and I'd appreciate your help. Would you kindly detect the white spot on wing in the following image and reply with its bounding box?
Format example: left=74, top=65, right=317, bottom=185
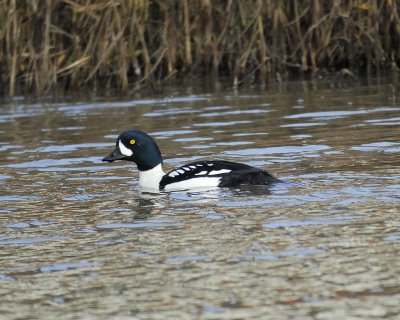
left=208, top=169, right=231, bottom=175
left=195, top=171, right=208, bottom=175
left=169, top=171, right=179, bottom=177
left=189, top=166, right=196, bottom=169
left=207, top=163, right=213, bottom=166
left=119, top=140, right=133, bottom=156
left=177, top=169, right=185, bottom=174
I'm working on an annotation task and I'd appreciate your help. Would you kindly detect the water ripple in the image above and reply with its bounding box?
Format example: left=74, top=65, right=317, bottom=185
left=97, top=219, right=182, bottom=229
left=263, top=215, right=363, bottom=229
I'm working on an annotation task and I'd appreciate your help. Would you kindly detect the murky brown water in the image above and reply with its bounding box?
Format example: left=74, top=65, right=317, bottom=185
left=1, top=79, right=400, bottom=319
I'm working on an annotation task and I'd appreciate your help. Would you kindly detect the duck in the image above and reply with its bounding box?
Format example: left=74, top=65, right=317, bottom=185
left=102, top=130, right=279, bottom=192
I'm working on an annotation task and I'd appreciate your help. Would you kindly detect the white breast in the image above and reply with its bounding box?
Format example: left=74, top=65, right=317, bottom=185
left=138, top=164, right=165, bottom=191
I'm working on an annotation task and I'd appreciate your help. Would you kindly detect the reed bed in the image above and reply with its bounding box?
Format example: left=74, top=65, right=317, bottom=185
left=1, top=0, right=399, bottom=96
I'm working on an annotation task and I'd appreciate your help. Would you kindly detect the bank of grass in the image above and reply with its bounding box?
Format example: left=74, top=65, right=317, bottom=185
left=1, top=0, right=399, bottom=96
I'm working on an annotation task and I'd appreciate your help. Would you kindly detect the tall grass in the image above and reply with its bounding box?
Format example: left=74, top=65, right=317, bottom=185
left=1, top=0, right=399, bottom=96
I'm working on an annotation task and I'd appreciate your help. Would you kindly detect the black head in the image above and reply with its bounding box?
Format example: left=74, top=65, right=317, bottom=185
left=102, top=130, right=163, bottom=171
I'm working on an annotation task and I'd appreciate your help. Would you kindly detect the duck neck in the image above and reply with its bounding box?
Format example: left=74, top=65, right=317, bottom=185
left=138, top=163, right=165, bottom=191
left=133, top=140, right=163, bottom=171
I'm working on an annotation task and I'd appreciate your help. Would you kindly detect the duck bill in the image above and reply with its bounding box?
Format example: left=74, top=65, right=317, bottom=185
left=102, top=147, right=126, bottom=162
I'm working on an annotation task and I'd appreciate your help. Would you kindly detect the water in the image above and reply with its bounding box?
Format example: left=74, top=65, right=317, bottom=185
left=1, top=79, right=399, bottom=319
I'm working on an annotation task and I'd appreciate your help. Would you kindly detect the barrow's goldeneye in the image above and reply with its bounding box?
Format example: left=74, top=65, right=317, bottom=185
left=102, top=130, right=279, bottom=192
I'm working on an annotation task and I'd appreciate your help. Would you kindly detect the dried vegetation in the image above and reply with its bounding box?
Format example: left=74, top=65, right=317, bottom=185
left=1, top=0, right=399, bottom=96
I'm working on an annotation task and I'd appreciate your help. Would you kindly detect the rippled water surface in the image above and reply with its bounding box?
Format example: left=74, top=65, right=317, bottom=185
left=1, top=80, right=400, bottom=319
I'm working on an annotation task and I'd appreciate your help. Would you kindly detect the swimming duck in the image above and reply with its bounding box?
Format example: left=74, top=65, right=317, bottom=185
left=102, top=130, right=279, bottom=192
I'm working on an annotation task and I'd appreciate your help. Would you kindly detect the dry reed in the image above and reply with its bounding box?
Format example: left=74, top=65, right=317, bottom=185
left=1, top=0, right=399, bottom=96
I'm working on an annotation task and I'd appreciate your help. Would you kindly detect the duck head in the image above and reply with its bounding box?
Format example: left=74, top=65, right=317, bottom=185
left=102, top=130, right=163, bottom=171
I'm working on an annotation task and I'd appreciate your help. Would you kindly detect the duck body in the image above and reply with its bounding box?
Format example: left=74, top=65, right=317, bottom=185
left=103, top=130, right=279, bottom=192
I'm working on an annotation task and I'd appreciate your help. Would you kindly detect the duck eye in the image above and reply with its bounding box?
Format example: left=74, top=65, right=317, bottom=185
left=129, top=139, right=136, bottom=145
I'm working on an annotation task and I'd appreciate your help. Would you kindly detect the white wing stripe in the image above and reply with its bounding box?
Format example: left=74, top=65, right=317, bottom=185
left=208, top=169, right=231, bottom=175
left=195, top=171, right=208, bottom=175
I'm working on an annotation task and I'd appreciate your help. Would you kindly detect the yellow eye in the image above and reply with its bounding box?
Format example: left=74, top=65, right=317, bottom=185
left=129, top=139, right=136, bottom=145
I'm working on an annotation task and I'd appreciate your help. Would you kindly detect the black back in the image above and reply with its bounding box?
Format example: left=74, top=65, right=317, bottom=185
left=159, top=160, right=278, bottom=189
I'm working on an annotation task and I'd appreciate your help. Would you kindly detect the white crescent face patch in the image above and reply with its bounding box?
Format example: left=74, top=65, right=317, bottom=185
left=119, top=140, right=133, bottom=157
